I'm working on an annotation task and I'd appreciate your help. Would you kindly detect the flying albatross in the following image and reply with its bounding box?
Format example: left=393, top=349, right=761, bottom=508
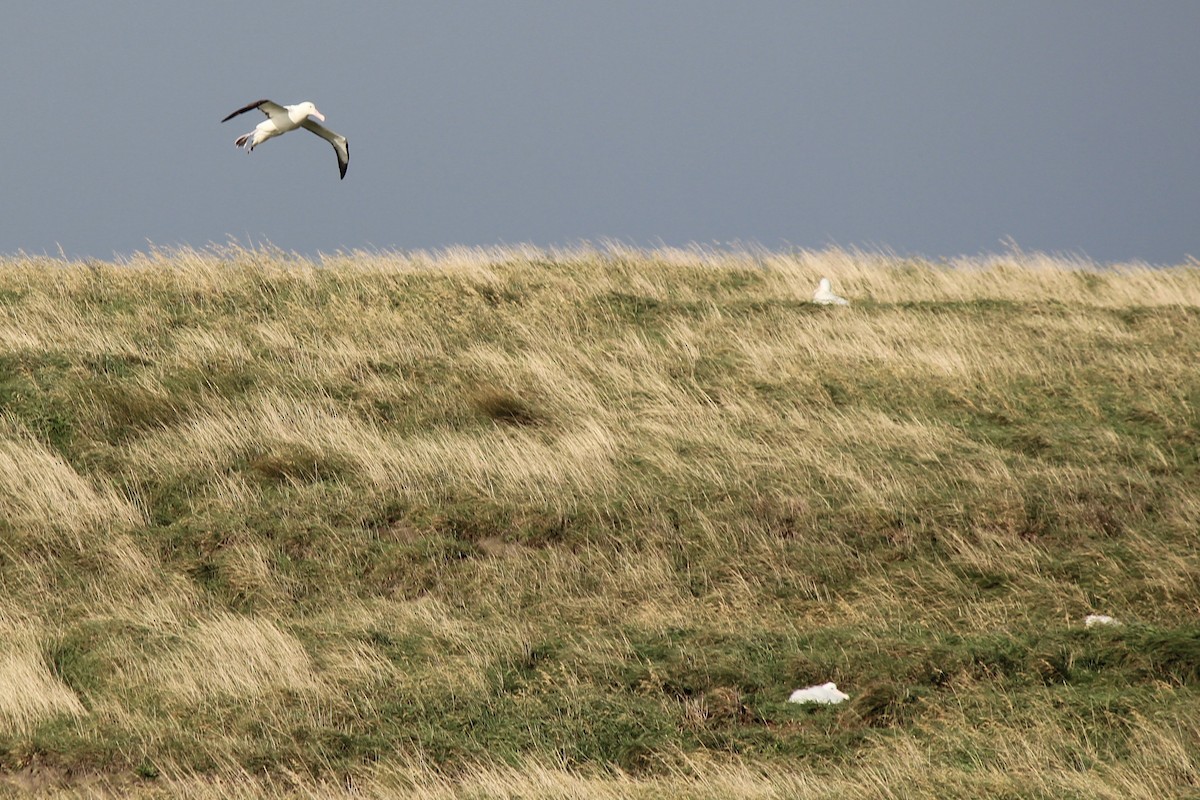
left=221, top=100, right=349, bottom=179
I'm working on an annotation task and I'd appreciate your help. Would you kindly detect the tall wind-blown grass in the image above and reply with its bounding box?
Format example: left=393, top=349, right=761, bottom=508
left=0, top=243, right=1197, bottom=797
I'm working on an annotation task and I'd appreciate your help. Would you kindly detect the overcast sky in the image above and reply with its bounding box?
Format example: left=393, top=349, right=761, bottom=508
left=2, top=2, right=1197, bottom=264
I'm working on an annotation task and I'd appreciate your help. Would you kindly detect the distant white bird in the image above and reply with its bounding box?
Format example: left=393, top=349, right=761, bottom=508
left=812, top=277, right=850, bottom=306
left=787, top=682, right=850, bottom=705
left=1084, top=614, right=1119, bottom=628
left=222, top=99, right=349, bottom=179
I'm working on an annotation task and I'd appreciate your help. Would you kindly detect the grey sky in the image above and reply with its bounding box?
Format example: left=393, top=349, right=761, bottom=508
left=2, top=2, right=1197, bottom=263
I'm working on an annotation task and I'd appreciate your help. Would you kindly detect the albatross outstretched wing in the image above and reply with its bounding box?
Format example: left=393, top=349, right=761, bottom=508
left=221, top=99, right=288, bottom=123
left=300, top=118, right=350, bottom=179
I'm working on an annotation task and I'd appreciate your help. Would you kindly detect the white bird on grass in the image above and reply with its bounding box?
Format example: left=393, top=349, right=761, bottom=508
left=812, top=277, right=850, bottom=306
left=222, top=99, right=349, bottom=179
left=787, top=682, right=850, bottom=705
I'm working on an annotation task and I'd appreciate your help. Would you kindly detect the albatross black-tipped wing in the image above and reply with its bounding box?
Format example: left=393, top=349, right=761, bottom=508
left=300, top=118, right=350, bottom=179
left=221, top=99, right=287, bottom=123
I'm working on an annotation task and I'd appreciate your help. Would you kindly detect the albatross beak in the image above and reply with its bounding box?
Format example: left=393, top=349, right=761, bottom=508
left=311, top=109, right=326, bottom=122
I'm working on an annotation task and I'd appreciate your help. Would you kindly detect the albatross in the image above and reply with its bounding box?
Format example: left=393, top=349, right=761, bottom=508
left=787, top=682, right=850, bottom=705
left=812, top=277, right=850, bottom=306
left=222, top=100, right=349, bottom=179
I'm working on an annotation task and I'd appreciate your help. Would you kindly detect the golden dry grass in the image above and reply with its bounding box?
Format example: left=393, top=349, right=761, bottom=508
left=0, top=244, right=1198, bottom=797
left=0, top=620, right=85, bottom=735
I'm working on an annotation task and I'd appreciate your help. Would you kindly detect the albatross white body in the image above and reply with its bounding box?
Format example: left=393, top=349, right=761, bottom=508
left=812, top=277, right=850, bottom=306
left=787, top=682, right=850, bottom=705
left=222, top=99, right=349, bottom=179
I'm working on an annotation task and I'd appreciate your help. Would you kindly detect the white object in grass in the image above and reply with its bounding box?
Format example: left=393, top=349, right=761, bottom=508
left=1084, top=614, right=1119, bottom=627
left=812, top=277, right=849, bottom=305
left=788, top=682, right=849, bottom=704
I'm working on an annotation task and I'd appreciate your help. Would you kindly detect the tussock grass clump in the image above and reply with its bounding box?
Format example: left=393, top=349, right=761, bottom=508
left=0, top=623, right=86, bottom=734
left=0, top=417, right=143, bottom=541
left=0, top=243, right=1199, bottom=797
left=470, top=385, right=543, bottom=427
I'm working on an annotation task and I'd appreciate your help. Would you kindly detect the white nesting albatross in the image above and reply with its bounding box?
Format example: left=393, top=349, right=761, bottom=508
left=812, top=277, right=850, bottom=306
left=222, top=100, right=349, bottom=179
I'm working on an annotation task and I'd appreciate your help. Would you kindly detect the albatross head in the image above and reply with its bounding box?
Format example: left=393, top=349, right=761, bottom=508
left=297, top=101, right=325, bottom=122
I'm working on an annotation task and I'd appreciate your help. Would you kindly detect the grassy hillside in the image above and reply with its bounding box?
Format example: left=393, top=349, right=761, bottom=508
left=0, top=244, right=1197, bottom=798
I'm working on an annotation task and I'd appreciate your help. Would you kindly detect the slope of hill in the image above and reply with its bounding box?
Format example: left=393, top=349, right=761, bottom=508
left=1, top=245, right=1197, bottom=797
